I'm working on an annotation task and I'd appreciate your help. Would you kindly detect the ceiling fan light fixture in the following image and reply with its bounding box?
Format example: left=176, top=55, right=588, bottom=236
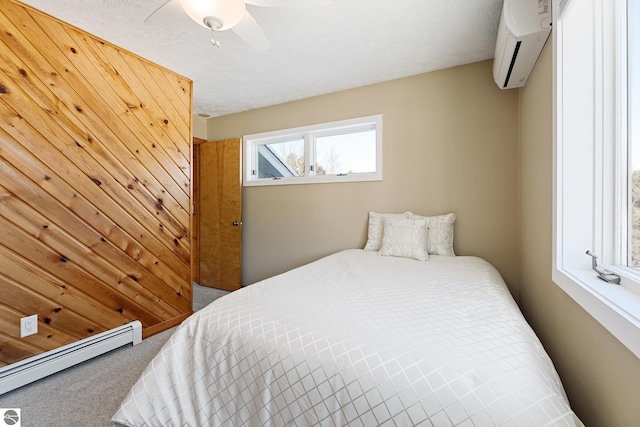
left=179, top=0, right=245, bottom=30
left=204, top=16, right=224, bottom=30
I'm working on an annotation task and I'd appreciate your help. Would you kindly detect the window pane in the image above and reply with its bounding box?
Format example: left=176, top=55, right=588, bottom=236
left=629, top=0, right=640, bottom=267
left=257, top=139, right=304, bottom=178
left=315, top=130, right=376, bottom=175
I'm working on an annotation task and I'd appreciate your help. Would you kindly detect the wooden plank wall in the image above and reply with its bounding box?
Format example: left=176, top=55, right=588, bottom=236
left=0, top=0, right=193, bottom=367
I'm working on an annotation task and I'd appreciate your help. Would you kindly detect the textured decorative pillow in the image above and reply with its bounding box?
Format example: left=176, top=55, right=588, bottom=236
left=406, top=212, right=456, bottom=256
left=363, top=211, right=410, bottom=251
left=378, top=216, right=429, bottom=261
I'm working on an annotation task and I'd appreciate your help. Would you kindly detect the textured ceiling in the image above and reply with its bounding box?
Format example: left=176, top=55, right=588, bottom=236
left=20, top=0, right=504, bottom=118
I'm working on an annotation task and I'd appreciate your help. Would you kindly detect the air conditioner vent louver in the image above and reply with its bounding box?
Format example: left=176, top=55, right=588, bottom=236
left=503, top=40, right=522, bottom=88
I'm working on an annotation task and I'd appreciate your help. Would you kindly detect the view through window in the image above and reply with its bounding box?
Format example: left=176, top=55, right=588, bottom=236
left=629, top=0, right=640, bottom=267
left=314, top=130, right=376, bottom=175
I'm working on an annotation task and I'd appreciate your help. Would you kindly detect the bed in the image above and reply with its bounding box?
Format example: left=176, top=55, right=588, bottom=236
left=112, top=212, right=582, bottom=426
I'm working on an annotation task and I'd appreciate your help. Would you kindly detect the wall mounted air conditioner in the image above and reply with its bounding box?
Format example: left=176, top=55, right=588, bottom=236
left=493, top=0, right=552, bottom=89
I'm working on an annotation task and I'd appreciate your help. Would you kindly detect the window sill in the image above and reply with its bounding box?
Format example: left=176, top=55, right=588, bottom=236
left=244, top=174, right=382, bottom=187
left=553, top=267, right=640, bottom=358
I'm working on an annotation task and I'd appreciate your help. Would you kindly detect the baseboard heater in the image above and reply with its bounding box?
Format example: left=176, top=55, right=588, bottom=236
left=0, top=321, right=142, bottom=395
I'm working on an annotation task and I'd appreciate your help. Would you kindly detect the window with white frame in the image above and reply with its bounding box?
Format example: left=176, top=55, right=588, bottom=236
left=553, top=0, right=640, bottom=357
left=243, top=115, right=382, bottom=186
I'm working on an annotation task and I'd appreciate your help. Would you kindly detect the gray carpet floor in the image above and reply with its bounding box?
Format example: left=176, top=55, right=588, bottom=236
left=0, top=283, right=229, bottom=427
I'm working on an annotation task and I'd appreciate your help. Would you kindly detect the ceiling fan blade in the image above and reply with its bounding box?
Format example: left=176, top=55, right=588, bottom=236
left=245, top=0, right=329, bottom=7
left=231, top=11, right=271, bottom=51
left=145, top=0, right=185, bottom=26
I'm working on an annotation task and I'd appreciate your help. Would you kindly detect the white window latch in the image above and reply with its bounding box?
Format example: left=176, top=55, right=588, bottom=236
left=585, top=251, right=621, bottom=285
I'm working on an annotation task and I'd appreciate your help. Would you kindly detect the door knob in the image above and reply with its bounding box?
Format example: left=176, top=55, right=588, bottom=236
left=232, top=221, right=242, bottom=226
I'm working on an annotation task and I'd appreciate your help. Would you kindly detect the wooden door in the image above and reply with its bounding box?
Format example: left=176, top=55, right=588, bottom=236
left=196, top=138, right=242, bottom=291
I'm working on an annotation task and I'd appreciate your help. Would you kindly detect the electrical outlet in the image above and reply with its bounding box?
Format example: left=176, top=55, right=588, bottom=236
left=20, top=314, right=38, bottom=338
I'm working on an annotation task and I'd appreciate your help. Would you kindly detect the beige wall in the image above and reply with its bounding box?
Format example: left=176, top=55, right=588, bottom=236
left=193, top=115, right=208, bottom=139
left=519, top=41, right=640, bottom=426
left=208, top=60, right=520, bottom=290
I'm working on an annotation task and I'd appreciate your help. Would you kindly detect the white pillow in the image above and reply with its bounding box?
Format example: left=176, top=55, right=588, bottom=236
left=378, top=216, right=429, bottom=261
left=363, top=211, right=410, bottom=251
left=406, top=212, right=456, bottom=256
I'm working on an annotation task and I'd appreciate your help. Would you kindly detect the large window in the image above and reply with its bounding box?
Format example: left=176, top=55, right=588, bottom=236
left=554, top=0, right=640, bottom=357
left=243, top=115, right=382, bottom=186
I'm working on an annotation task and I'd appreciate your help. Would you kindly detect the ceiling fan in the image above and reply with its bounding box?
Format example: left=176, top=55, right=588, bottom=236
left=146, top=0, right=326, bottom=51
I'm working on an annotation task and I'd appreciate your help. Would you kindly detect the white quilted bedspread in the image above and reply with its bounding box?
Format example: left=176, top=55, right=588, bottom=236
left=112, top=250, right=582, bottom=427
